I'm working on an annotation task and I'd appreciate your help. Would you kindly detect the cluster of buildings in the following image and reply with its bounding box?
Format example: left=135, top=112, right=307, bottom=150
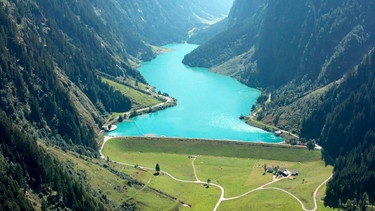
left=266, top=167, right=299, bottom=177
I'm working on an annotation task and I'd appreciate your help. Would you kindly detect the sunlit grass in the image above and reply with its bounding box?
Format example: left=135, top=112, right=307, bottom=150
left=105, top=137, right=322, bottom=162
left=194, top=156, right=264, bottom=197
left=102, top=137, right=333, bottom=210
left=50, top=147, right=178, bottom=210
left=103, top=143, right=195, bottom=180
left=101, top=77, right=162, bottom=108
left=269, top=160, right=333, bottom=210
left=149, top=173, right=221, bottom=210
left=219, top=188, right=303, bottom=211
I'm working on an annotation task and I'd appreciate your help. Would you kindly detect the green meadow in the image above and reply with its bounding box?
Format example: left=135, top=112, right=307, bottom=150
left=101, top=77, right=162, bottom=108
left=102, top=137, right=334, bottom=210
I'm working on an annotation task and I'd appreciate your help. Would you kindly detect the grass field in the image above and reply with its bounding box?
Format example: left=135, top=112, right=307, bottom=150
left=104, top=137, right=321, bottom=162
left=102, top=137, right=334, bottom=210
left=219, top=188, right=302, bottom=211
left=50, top=146, right=180, bottom=210
left=101, top=77, right=162, bottom=108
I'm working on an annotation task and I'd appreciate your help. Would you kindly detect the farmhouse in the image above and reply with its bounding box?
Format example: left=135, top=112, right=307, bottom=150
left=277, top=168, right=289, bottom=177
left=266, top=167, right=274, bottom=173
left=291, top=170, right=299, bottom=176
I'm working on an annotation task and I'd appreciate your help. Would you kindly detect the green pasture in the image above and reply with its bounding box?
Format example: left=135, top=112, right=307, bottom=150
left=219, top=186, right=334, bottom=211
left=102, top=137, right=334, bottom=210
left=194, top=156, right=296, bottom=197
left=51, top=147, right=179, bottom=210
left=219, top=188, right=303, bottom=211
left=269, top=160, right=332, bottom=209
left=101, top=77, right=162, bottom=107
left=148, top=173, right=220, bottom=210
left=104, top=137, right=321, bottom=161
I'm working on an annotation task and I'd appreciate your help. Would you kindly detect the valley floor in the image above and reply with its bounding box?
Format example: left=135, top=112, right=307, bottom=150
left=99, top=137, right=334, bottom=210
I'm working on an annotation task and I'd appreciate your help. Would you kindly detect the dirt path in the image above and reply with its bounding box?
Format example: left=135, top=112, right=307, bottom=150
left=310, top=175, right=332, bottom=211
left=192, top=157, right=202, bottom=182
left=212, top=174, right=289, bottom=211
left=261, top=173, right=331, bottom=211
left=99, top=136, right=113, bottom=160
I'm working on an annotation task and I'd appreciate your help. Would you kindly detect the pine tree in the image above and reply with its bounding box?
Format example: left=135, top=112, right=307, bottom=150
left=155, top=163, right=160, bottom=173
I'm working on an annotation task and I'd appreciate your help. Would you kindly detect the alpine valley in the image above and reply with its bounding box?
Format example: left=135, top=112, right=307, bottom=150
left=0, top=0, right=374, bottom=210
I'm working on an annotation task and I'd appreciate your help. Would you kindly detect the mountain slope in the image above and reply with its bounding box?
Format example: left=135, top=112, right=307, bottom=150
left=0, top=0, right=233, bottom=209
left=184, top=0, right=375, bottom=135
left=0, top=1, right=99, bottom=148
left=301, top=48, right=375, bottom=207
left=183, top=0, right=375, bottom=207
left=107, top=0, right=233, bottom=45
left=183, top=0, right=267, bottom=69
left=184, top=0, right=375, bottom=87
left=0, top=110, right=107, bottom=210
left=0, top=0, right=231, bottom=148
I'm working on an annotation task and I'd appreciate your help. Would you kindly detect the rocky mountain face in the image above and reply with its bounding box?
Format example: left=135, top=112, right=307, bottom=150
left=0, top=0, right=231, bottom=209
left=183, top=0, right=375, bottom=207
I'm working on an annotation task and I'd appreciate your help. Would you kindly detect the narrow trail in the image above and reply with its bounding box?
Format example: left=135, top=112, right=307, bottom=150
left=100, top=137, right=332, bottom=211
left=261, top=173, right=332, bottom=211
left=99, top=136, right=113, bottom=160
left=192, top=157, right=202, bottom=182
left=311, top=175, right=332, bottom=211
left=223, top=176, right=287, bottom=201
left=212, top=174, right=288, bottom=211
left=190, top=157, right=224, bottom=211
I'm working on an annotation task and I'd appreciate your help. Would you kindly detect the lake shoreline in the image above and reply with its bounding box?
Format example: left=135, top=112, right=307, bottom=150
left=108, top=43, right=282, bottom=143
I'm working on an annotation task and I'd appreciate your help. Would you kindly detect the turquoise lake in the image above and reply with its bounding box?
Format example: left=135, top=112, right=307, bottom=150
left=107, top=43, right=282, bottom=143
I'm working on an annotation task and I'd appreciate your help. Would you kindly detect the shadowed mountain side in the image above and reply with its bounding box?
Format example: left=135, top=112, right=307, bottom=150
left=183, top=0, right=375, bottom=207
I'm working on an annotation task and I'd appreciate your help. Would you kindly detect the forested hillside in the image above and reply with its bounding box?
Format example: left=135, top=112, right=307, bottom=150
left=0, top=0, right=231, bottom=147
left=184, top=0, right=375, bottom=208
left=0, top=111, right=106, bottom=210
left=182, top=0, right=266, bottom=69
left=184, top=0, right=375, bottom=87
left=0, top=0, right=143, bottom=208
left=301, top=48, right=375, bottom=207
left=0, top=0, right=102, bottom=149
left=0, top=0, right=230, bottom=209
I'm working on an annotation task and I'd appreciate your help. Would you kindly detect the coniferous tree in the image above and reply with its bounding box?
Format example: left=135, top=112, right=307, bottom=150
left=155, top=163, right=160, bottom=173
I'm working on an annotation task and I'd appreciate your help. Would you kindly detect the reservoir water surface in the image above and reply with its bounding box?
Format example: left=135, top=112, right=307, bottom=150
left=107, top=43, right=282, bottom=143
